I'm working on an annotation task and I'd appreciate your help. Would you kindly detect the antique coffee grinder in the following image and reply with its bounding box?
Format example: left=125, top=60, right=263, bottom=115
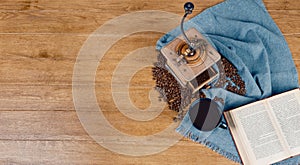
left=159, top=2, right=227, bottom=130
left=160, top=2, right=221, bottom=94
left=156, top=2, right=228, bottom=130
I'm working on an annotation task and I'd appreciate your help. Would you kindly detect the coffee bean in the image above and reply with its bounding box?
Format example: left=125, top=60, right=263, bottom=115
left=213, top=96, right=225, bottom=105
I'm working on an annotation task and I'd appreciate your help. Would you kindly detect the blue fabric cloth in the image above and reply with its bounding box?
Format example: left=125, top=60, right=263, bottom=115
left=156, top=0, right=299, bottom=164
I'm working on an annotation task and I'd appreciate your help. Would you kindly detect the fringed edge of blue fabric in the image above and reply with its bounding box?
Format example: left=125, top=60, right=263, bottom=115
left=176, top=124, right=241, bottom=163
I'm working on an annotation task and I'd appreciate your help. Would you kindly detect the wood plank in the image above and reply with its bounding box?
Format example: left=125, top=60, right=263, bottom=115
left=287, top=34, right=300, bottom=59
left=0, top=7, right=299, bottom=34
left=269, top=10, right=300, bottom=34
left=0, top=34, right=299, bottom=85
left=0, top=84, right=73, bottom=110
left=0, top=58, right=73, bottom=84
left=0, top=84, right=163, bottom=111
left=0, top=32, right=163, bottom=84
left=0, top=0, right=225, bottom=12
left=0, top=111, right=88, bottom=140
left=264, top=0, right=300, bottom=10
left=0, top=34, right=85, bottom=61
left=0, top=109, right=178, bottom=139
left=0, top=139, right=236, bottom=165
left=0, top=0, right=299, bottom=12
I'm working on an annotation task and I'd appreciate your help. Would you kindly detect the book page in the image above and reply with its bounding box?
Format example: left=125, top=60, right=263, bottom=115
left=268, top=89, right=300, bottom=155
left=232, top=102, right=288, bottom=164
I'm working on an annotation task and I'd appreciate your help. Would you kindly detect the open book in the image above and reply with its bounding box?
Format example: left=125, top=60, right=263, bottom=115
left=224, top=89, right=300, bottom=165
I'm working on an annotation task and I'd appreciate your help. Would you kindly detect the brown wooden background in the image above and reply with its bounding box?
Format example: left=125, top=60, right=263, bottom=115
left=0, top=0, right=299, bottom=164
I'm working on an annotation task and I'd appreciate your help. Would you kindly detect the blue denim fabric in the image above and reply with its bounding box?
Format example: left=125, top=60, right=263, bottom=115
left=156, top=0, right=299, bottom=164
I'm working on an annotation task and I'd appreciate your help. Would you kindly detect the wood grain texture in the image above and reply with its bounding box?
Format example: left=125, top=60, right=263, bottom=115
left=0, top=0, right=299, bottom=164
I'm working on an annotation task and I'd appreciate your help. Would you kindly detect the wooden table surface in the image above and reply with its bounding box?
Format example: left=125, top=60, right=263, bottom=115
left=0, top=0, right=299, bottom=164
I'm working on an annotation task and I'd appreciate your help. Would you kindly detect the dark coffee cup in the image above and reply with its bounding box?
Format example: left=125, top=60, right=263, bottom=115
left=188, top=98, right=226, bottom=131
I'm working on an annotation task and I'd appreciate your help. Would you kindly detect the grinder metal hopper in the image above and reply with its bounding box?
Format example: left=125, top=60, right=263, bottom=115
left=160, top=28, right=221, bottom=93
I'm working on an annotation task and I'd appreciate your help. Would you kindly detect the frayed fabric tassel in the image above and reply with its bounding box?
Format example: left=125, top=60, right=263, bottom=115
left=176, top=125, right=241, bottom=164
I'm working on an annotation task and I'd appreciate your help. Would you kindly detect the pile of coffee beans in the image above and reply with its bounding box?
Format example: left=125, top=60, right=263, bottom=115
left=152, top=53, right=194, bottom=114
left=215, top=58, right=246, bottom=95
left=195, top=70, right=210, bottom=85
left=152, top=66, right=182, bottom=112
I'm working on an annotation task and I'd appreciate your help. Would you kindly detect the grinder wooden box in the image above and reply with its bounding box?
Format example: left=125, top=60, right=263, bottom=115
left=160, top=28, right=221, bottom=93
